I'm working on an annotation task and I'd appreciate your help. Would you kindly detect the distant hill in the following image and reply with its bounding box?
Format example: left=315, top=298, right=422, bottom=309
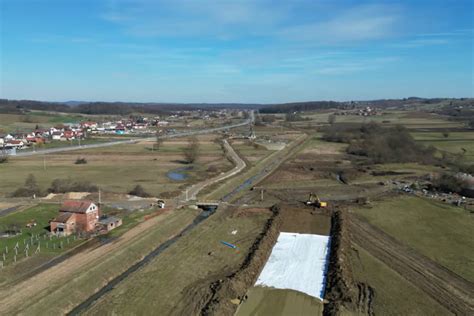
left=62, top=101, right=89, bottom=107
left=1, top=98, right=471, bottom=115
left=258, top=98, right=474, bottom=113
left=0, top=99, right=261, bottom=115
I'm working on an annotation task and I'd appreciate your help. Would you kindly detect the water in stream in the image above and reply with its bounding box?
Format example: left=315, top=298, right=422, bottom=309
left=68, top=208, right=216, bottom=315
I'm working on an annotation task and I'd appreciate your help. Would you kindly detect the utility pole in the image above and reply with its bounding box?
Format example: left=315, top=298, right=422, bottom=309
left=98, top=187, right=102, bottom=206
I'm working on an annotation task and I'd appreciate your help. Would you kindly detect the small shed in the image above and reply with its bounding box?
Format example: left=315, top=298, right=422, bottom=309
left=98, top=216, right=122, bottom=232
left=50, top=212, right=76, bottom=236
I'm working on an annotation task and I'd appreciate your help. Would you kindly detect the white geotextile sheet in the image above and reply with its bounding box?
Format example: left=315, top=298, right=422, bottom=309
left=255, top=232, right=331, bottom=300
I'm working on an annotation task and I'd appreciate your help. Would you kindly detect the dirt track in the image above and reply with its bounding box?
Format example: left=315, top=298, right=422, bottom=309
left=186, top=139, right=246, bottom=200
left=349, top=214, right=474, bottom=315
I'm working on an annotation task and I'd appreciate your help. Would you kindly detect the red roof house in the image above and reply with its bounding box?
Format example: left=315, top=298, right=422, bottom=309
left=50, top=200, right=100, bottom=236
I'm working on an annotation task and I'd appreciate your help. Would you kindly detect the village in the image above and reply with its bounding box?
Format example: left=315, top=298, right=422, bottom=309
left=0, top=109, right=240, bottom=153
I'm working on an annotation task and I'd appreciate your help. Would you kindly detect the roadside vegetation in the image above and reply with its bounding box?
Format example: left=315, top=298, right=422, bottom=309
left=128, top=185, right=150, bottom=197
left=11, top=174, right=43, bottom=197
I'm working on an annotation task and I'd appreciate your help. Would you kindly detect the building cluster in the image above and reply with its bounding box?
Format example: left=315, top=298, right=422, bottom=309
left=0, top=125, right=86, bottom=150
left=0, top=117, right=168, bottom=151
left=50, top=200, right=122, bottom=236
left=0, top=109, right=239, bottom=151
left=83, top=117, right=169, bottom=135
left=335, top=106, right=378, bottom=117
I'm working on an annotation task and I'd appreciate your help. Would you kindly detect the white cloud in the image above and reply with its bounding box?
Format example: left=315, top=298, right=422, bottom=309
left=279, top=5, right=399, bottom=43
left=99, top=0, right=285, bottom=39
left=99, top=1, right=400, bottom=44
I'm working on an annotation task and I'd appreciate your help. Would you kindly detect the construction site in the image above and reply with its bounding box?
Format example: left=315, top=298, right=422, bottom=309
left=0, top=107, right=473, bottom=316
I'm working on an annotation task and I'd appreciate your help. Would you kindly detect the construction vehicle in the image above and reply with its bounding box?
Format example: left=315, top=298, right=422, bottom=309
left=306, top=193, right=327, bottom=208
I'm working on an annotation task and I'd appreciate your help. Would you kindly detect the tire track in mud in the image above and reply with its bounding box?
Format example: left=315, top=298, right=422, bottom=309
left=349, top=214, right=474, bottom=315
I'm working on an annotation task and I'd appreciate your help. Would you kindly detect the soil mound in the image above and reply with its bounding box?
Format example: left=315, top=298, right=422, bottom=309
left=196, top=204, right=283, bottom=316
left=323, top=210, right=359, bottom=315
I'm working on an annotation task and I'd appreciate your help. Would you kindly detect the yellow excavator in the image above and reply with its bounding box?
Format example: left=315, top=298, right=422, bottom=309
left=306, top=193, right=327, bottom=208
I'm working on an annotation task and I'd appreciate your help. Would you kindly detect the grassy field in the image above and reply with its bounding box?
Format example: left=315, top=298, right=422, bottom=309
left=236, top=287, right=323, bottom=316
left=355, top=195, right=474, bottom=282
left=0, top=113, right=92, bottom=133
left=0, top=204, right=86, bottom=284
left=231, top=139, right=274, bottom=166
left=412, top=131, right=474, bottom=163
left=300, top=110, right=463, bottom=130
left=349, top=245, right=451, bottom=316
left=83, top=207, right=271, bottom=315
left=204, top=133, right=307, bottom=201
left=0, top=207, right=200, bottom=315
left=0, top=135, right=232, bottom=198
left=21, top=137, right=116, bottom=152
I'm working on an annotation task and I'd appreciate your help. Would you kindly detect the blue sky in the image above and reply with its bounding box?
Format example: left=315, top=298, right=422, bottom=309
left=1, top=0, right=473, bottom=103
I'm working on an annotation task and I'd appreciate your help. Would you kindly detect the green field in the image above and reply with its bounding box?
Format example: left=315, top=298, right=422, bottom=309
left=0, top=204, right=86, bottom=284
left=349, top=245, right=451, bottom=316
left=412, top=131, right=474, bottom=162
left=355, top=196, right=474, bottom=282
left=0, top=113, right=92, bottom=133
left=0, top=136, right=232, bottom=198
left=0, top=207, right=200, bottom=315
left=300, top=110, right=463, bottom=130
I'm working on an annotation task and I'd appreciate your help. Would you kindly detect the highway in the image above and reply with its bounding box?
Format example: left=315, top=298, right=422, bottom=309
left=12, top=111, right=254, bottom=158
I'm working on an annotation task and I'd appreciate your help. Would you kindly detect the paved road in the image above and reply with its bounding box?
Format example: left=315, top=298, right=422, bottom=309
left=12, top=113, right=254, bottom=158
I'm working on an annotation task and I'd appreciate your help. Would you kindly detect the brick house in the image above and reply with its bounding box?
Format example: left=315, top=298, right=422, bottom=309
left=50, top=200, right=100, bottom=236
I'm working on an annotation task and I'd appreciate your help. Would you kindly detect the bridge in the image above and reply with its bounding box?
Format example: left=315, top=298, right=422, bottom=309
left=195, top=201, right=220, bottom=211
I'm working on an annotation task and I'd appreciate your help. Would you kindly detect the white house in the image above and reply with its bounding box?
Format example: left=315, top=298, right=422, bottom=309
left=5, top=140, right=25, bottom=149
left=52, top=131, right=63, bottom=140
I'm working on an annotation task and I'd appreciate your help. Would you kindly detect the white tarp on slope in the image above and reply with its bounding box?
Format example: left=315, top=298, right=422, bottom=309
left=255, top=232, right=331, bottom=300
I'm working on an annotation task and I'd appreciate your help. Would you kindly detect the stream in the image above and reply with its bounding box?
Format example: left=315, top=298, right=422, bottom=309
left=68, top=208, right=216, bottom=315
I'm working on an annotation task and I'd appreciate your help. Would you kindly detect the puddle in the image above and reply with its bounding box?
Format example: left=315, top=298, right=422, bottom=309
left=167, top=166, right=192, bottom=181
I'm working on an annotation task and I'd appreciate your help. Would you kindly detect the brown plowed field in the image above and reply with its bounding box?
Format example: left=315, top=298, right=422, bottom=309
left=349, top=214, right=474, bottom=315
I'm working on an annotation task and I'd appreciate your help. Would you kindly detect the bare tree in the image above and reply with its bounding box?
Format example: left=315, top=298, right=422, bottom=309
left=154, top=133, right=163, bottom=151
left=328, top=114, right=336, bottom=125
left=183, top=137, right=199, bottom=164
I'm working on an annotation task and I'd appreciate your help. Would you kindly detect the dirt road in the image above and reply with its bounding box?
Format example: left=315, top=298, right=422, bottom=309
left=186, top=139, right=246, bottom=200
left=349, top=214, right=474, bottom=315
